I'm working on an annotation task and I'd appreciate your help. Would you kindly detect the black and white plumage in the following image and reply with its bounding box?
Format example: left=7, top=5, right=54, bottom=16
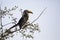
left=9, top=10, right=33, bottom=30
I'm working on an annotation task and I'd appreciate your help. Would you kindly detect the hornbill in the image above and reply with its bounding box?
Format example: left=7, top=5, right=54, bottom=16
left=9, top=10, right=33, bottom=30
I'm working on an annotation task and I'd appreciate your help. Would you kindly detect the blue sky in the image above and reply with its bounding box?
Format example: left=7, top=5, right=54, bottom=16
left=0, top=0, right=60, bottom=40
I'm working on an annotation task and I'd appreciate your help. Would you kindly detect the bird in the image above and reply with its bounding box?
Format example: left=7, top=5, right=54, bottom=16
left=9, top=10, right=33, bottom=30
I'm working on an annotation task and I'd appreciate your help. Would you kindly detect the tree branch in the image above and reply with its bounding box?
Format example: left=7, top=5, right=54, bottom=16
left=31, top=8, right=47, bottom=23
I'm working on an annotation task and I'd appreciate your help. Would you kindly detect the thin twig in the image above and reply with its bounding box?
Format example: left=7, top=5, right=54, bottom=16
left=31, top=8, right=47, bottom=23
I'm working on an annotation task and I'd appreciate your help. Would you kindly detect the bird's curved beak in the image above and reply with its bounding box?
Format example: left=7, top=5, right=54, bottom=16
left=28, top=10, right=33, bottom=14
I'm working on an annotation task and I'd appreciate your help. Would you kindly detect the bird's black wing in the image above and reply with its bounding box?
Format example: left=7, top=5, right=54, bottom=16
left=18, top=16, right=28, bottom=29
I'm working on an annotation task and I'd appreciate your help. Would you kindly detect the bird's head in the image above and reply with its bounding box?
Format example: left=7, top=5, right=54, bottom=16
left=24, top=10, right=33, bottom=14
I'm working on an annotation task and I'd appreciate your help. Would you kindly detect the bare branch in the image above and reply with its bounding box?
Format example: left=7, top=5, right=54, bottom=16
left=31, top=8, right=47, bottom=23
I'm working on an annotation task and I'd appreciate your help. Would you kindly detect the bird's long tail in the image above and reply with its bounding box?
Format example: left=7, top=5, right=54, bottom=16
left=8, top=23, right=18, bottom=30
